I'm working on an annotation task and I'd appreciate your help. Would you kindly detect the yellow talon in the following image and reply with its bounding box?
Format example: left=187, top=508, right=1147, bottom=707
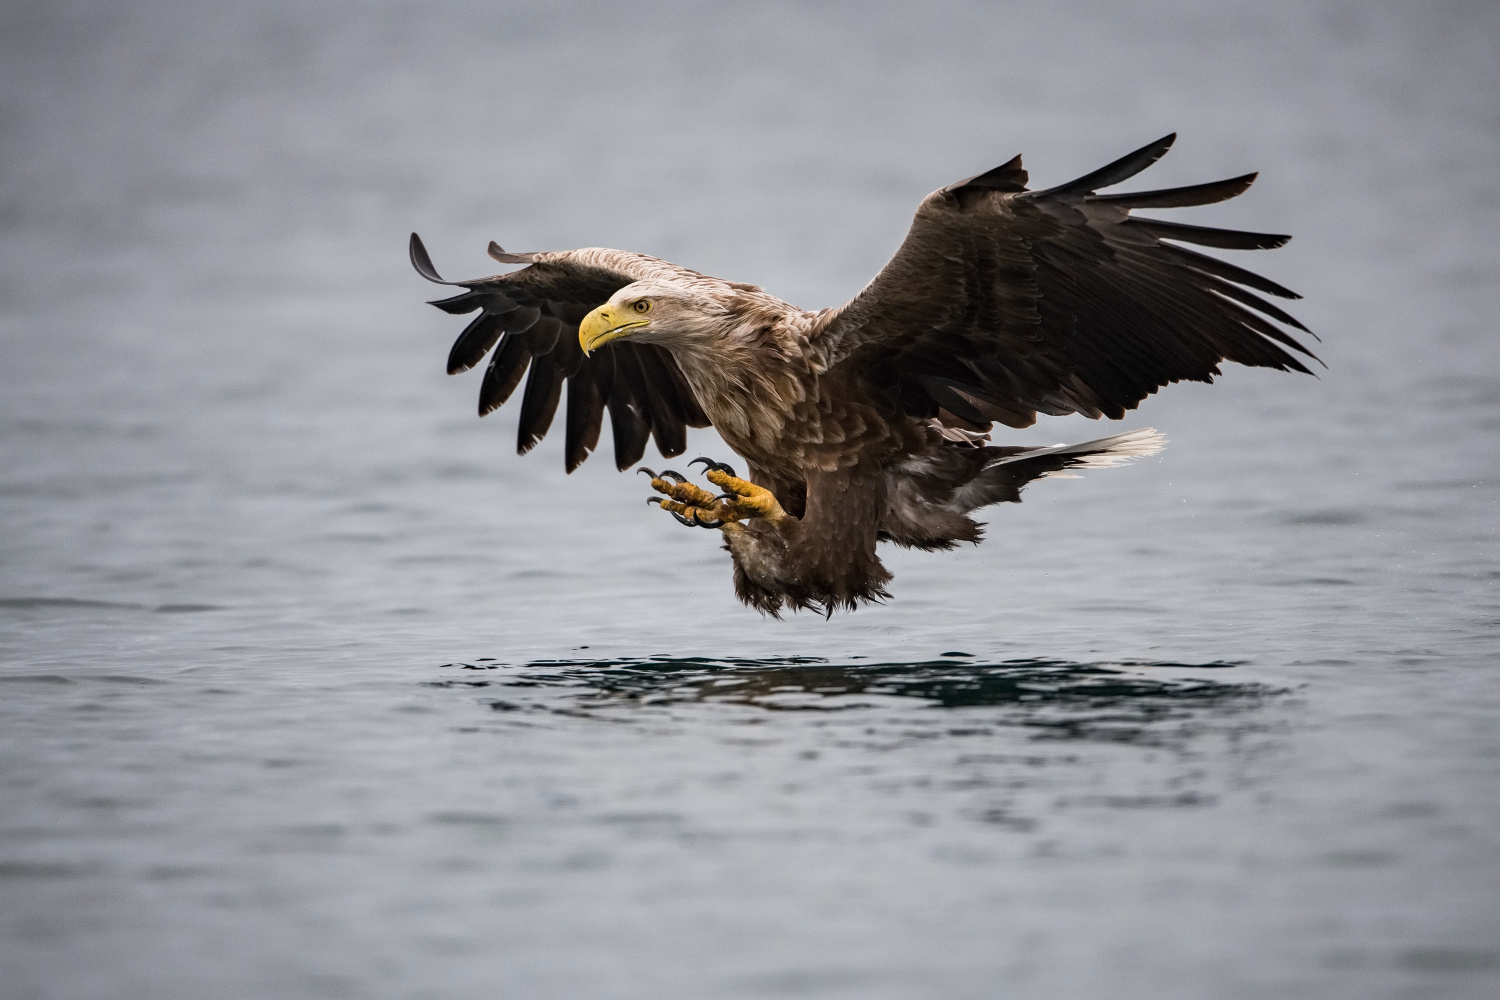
left=647, top=475, right=719, bottom=509
left=642, top=461, right=785, bottom=529
left=703, top=469, right=787, bottom=523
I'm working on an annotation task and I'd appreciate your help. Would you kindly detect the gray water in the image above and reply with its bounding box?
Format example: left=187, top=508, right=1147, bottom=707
left=2, top=2, right=1498, bottom=998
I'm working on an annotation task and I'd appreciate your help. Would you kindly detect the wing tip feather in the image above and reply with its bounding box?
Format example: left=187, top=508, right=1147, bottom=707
left=1034, top=133, right=1179, bottom=200
left=941, top=154, right=1030, bottom=196
left=1088, top=171, right=1259, bottom=210
left=410, top=232, right=452, bottom=284
left=489, top=240, right=539, bottom=265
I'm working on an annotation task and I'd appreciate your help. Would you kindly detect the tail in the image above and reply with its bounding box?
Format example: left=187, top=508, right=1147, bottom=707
left=950, top=428, right=1165, bottom=511
left=983, top=427, right=1165, bottom=475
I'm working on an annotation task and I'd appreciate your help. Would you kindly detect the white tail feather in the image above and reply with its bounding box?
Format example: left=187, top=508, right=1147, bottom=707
left=983, top=427, right=1166, bottom=473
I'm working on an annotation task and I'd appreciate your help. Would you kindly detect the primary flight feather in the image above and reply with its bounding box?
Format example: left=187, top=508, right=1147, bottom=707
left=412, top=134, right=1315, bottom=615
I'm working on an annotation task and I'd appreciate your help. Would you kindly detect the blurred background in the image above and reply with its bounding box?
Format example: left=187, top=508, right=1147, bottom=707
left=1, top=2, right=1497, bottom=998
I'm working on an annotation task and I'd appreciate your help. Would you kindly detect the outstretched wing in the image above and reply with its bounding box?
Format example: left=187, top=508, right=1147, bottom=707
left=410, top=234, right=711, bottom=472
left=815, top=134, right=1317, bottom=429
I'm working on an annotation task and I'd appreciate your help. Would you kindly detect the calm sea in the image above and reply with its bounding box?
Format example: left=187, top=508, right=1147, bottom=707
left=2, top=2, right=1497, bottom=997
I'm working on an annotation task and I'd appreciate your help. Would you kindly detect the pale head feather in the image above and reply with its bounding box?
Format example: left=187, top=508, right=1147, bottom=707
left=606, top=279, right=752, bottom=354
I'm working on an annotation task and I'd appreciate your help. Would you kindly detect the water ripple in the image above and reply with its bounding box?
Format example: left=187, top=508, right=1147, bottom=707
left=428, top=656, right=1277, bottom=746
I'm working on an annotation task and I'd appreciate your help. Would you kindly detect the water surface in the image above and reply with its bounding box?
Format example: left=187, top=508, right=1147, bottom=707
left=1, top=2, right=1498, bottom=998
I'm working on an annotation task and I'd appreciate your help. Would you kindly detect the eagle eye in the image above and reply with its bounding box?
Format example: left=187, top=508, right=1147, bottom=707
left=631, top=299, right=652, bottom=315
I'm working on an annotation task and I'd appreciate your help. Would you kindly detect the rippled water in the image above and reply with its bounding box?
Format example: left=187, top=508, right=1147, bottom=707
left=2, top=1, right=1498, bottom=998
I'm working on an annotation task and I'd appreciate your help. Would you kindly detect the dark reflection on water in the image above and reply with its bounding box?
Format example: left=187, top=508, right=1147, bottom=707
left=430, top=656, right=1279, bottom=745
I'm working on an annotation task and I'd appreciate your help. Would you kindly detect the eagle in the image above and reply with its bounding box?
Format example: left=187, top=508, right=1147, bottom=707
left=411, top=134, right=1315, bottom=615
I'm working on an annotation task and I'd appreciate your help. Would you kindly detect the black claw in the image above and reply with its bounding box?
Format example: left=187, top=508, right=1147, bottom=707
left=689, top=456, right=737, bottom=478
left=695, top=516, right=724, bottom=529
left=646, top=496, right=663, bottom=506
left=637, top=467, right=657, bottom=479
left=670, top=510, right=696, bottom=527
left=712, top=493, right=735, bottom=503
left=659, top=469, right=686, bottom=484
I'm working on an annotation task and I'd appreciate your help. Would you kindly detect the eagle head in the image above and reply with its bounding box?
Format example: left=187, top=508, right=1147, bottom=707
left=579, top=281, right=729, bottom=355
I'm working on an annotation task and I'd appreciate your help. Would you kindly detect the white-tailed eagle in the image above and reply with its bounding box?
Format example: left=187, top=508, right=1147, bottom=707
left=411, top=134, right=1315, bottom=615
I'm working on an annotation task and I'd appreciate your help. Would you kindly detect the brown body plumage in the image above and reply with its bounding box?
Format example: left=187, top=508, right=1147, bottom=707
left=412, top=135, right=1315, bottom=615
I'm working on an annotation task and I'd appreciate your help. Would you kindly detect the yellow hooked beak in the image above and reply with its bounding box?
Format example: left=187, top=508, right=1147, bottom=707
left=579, top=305, right=649, bottom=355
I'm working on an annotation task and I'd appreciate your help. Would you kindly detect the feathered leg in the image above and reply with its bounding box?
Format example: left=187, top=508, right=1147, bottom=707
left=719, top=467, right=891, bottom=616
left=642, top=461, right=891, bottom=615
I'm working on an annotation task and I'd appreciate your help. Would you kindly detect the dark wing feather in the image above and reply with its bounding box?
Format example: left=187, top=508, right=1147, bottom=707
left=1123, top=217, right=1289, bottom=250
left=411, top=233, right=712, bottom=471
left=636, top=346, right=691, bottom=457
left=1031, top=133, right=1176, bottom=199
left=816, top=135, right=1316, bottom=428
left=446, top=312, right=508, bottom=375
left=606, top=387, right=651, bottom=470
left=564, top=357, right=606, bottom=473
left=516, top=351, right=564, bottom=455
left=478, top=334, right=532, bottom=416
left=1089, top=172, right=1256, bottom=209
